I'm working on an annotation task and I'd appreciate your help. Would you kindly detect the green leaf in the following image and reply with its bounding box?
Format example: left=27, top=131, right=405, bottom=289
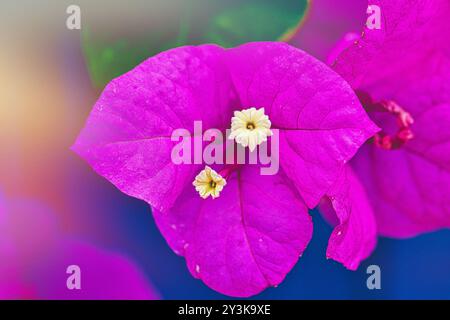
left=82, top=0, right=309, bottom=88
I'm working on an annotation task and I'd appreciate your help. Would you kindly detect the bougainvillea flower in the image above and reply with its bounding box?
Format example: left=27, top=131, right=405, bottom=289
left=328, top=0, right=450, bottom=237
left=0, top=196, right=158, bottom=299
left=73, top=42, right=379, bottom=297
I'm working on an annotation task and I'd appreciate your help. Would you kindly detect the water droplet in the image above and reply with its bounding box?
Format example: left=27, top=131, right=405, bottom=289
left=183, top=243, right=189, bottom=249
left=171, top=224, right=177, bottom=230
left=337, top=231, right=343, bottom=236
left=195, top=264, right=200, bottom=274
left=258, top=238, right=263, bottom=243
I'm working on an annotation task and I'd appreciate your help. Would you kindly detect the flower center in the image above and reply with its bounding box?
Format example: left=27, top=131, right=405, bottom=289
left=228, top=107, right=273, bottom=152
left=192, top=166, right=226, bottom=199
left=357, top=91, right=414, bottom=150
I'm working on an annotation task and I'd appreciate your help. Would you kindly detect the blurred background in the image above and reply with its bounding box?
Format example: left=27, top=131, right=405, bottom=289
left=0, top=0, right=449, bottom=299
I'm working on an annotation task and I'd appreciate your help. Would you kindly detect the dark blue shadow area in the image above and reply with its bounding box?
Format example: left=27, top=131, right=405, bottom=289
left=65, top=153, right=450, bottom=299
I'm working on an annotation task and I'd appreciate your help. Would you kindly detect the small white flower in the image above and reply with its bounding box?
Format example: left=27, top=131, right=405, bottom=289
left=228, top=107, right=273, bottom=151
left=192, top=166, right=227, bottom=199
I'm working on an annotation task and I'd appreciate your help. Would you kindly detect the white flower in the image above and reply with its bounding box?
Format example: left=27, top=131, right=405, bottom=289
left=228, top=107, right=273, bottom=152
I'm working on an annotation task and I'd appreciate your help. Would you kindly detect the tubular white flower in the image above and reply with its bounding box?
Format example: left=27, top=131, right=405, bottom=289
left=192, top=166, right=226, bottom=199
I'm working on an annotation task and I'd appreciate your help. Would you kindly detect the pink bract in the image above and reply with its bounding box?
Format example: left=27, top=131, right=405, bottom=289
left=73, top=42, right=378, bottom=296
left=329, top=0, right=450, bottom=237
left=293, top=0, right=367, bottom=61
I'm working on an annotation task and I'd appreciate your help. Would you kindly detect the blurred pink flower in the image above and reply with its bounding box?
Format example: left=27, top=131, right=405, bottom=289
left=0, top=195, right=159, bottom=299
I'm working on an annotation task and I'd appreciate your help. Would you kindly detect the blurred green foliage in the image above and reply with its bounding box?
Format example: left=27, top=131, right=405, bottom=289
left=82, top=0, right=309, bottom=88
